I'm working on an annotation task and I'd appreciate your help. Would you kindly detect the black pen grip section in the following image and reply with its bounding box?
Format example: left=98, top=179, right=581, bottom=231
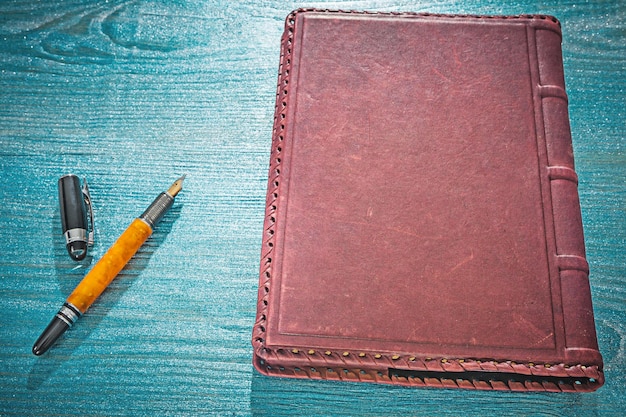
left=140, top=192, right=174, bottom=229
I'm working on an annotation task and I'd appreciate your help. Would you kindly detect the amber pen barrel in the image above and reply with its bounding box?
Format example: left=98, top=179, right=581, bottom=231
left=32, top=175, right=185, bottom=355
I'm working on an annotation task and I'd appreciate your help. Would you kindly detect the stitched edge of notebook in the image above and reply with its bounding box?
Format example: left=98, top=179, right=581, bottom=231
left=254, top=346, right=604, bottom=392
left=251, top=8, right=296, bottom=362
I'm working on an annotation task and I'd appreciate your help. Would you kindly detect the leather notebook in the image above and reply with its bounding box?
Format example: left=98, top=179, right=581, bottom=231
left=252, top=9, right=604, bottom=392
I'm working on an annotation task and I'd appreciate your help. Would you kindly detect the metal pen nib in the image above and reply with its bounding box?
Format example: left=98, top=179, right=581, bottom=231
left=167, top=174, right=186, bottom=197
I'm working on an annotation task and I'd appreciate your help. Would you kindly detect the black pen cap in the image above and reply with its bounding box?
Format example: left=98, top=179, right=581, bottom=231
left=58, top=174, right=90, bottom=261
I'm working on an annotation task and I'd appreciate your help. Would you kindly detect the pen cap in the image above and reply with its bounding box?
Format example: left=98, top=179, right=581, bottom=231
left=58, top=174, right=91, bottom=261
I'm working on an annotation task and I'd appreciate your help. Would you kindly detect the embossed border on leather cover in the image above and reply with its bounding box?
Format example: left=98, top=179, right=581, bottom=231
left=252, top=9, right=603, bottom=392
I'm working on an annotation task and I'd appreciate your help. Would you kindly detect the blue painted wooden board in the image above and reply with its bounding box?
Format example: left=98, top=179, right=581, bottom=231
left=0, top=1, right=623, bottom=415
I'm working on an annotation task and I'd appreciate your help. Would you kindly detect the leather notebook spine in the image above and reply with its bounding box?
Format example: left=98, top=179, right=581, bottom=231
left=530, top=23, right=603, bottom=377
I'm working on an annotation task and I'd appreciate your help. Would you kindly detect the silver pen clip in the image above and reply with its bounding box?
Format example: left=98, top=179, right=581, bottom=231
left=82, top=179, right=95, bottom=246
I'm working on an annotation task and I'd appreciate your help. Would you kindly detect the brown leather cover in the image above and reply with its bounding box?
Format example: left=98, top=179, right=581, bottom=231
left=252, top=9, right=603, bottom=392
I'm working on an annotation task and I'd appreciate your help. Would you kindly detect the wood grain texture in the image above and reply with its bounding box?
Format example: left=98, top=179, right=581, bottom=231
left=0, top=1, right=623, bottom=415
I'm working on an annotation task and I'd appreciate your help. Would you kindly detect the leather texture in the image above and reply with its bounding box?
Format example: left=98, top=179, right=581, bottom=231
left=253, top=9, right=604, bottom=392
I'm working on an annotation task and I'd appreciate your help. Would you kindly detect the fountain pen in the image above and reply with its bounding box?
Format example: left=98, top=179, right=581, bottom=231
left=33, top=175, right=185, bottom=355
